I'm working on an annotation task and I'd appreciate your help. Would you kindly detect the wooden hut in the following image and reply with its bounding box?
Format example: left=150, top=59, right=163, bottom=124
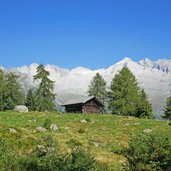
left=62, top=96, right=104, bottom=114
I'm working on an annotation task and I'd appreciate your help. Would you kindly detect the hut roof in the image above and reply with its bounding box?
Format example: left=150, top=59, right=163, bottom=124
left=62, top=96, right=104, bottom=106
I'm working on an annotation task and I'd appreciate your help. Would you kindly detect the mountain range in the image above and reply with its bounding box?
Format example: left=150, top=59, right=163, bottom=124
left=2, top=57, right=171, bottom=118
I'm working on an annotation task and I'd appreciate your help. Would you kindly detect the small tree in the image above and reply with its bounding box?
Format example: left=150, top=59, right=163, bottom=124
left=4, top=72, right=24, bottom=109
left=108, top=67, right=141, bottom=116
left=163, top=93, right=171, bottom=120
left=136, top=89, right=153, bottom=118
left=25, top=89, right=35, bottom=111
left=88, top=73, right=107, bottom=103
left=33, top=64, right=56, bottom=112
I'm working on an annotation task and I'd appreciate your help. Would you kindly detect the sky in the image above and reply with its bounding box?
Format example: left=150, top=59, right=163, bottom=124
left=0, top=0, right=171, bottom=69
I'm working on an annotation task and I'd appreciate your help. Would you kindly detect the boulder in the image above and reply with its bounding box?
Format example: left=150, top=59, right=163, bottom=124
left=14, top=105, right=28, bottom=113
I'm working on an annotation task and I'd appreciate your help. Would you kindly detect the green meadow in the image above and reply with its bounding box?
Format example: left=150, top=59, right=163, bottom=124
left=0, top=112, right=171, bottom=170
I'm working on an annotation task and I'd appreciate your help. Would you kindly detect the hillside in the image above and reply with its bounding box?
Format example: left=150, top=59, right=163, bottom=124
left=1, top=58, right=171, bottom=118
left=0, top=112, right=171, bottom=170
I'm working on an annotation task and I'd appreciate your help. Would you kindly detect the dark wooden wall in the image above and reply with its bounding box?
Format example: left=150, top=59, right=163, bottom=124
left=82, top=100, right=102, bottom=114
left=64, top=99, right=103, bottom=114
left=65, top=103, right=82, bottom=113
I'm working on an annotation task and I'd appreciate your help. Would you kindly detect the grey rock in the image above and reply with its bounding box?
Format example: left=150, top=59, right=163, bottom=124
left=14, top=105, right=29, bottom=113
left=36, top=127, right=47, bottom=132
left=64, top=127, right=69, bottom=130
left=50, top=124, right=59, bottom=131
left=80, top=119, right=87, bottom=123
left=143, top=129, right=152, bottom=133
left=9, top=128, right=17, bottom=134
left=90, top=141, right=106, bottom=148
left=125, top=123, right=130, bottom=126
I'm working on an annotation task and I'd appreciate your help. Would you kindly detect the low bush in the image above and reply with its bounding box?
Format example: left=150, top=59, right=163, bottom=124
left=124, top=133, right=171, bottom=171
left=66, top=139, right=82, bottom=148
left=43, top=118, right=52, bottom=130
left=78, top=128, right=86, bottom=134
left=1, top=135, right=108, bottom=171
left=111, top=142, right=123, bottom=155
left=0, top=137, right=20, bottom=171
left=85, top=118, right=91, bottom=123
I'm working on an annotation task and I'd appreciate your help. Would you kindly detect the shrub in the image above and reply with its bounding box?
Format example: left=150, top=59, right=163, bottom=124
left=111, top=142, right=123, bottom=155
left=58, top=148, right=108, bottom=171
left=124, top=133, right=171, bottom=171
left=0, top=137, right=20, bottom=171
left=20, top=135, right=60, bottom=171
left=66, top=139, right=82, bottom=148
left=20, top=136, right=108, bottom=171
left=43, top=118, right=52, bottom=130
left=168, top=121, right=171, bottom=126
left=78, top=128, right=86, bottom=134
left=85, top=118, right=91, bottom=123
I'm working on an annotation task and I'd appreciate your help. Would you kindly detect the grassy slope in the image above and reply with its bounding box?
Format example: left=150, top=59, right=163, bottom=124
left=0, top=111, right=171, bottom=170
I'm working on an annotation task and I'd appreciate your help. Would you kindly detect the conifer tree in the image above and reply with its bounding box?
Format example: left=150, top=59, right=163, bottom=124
left=163, top=93, right=171, bottom=120
left=25, top=88, right=35, bottom=111
left=33, top=64, right=56, bottom=112
left=109, top=67, right=141, bottom=116
left=4, top=72, right=24, bottom=109
left=136, top=89, right=153, bottom=118
left=88, top=73, right=107, bottom=103
left=0, top=69, right=6, bottom=111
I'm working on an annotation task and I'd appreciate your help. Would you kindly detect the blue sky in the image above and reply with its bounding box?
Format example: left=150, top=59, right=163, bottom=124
left=0, top=0, right=171, bottom=69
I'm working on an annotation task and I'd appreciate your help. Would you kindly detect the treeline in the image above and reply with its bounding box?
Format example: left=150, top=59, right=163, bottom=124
left=0, top=64, right=171, bottom=119
left=88, top=67, right=171, bottom=119
left=0, top=64, right=56, bottom=112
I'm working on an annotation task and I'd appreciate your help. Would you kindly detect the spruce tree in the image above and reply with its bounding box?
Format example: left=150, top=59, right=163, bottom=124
left=34, top=64, right=56, bottom=112
left=25, top=89, right=35, bottom=111
left=109, top=67, right=141, bottom=116
left=4, top=72, right=24, bottom=109
left=0, top=69, right=6, bottom=111
left=88, top=73, right=107, bottom=103
left=163, top=93, right=171, bottom=120
left=136, top=89, right=153, bottom=118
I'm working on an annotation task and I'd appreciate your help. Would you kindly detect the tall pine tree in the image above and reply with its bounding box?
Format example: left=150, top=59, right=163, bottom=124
left=34, top=64, right=56, bottom=112
left=88, top=73, right=107, bottom=103
left=4, top=72, right=24, bottom=109
left=136, top=89, right=153, bottom=118
left=108, top=67, right=153, bottom=117
left=163, top=93, right=171, bottom=120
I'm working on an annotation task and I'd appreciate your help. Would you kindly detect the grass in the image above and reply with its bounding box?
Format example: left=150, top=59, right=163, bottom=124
left=0, top=111, right=171, bottom=170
